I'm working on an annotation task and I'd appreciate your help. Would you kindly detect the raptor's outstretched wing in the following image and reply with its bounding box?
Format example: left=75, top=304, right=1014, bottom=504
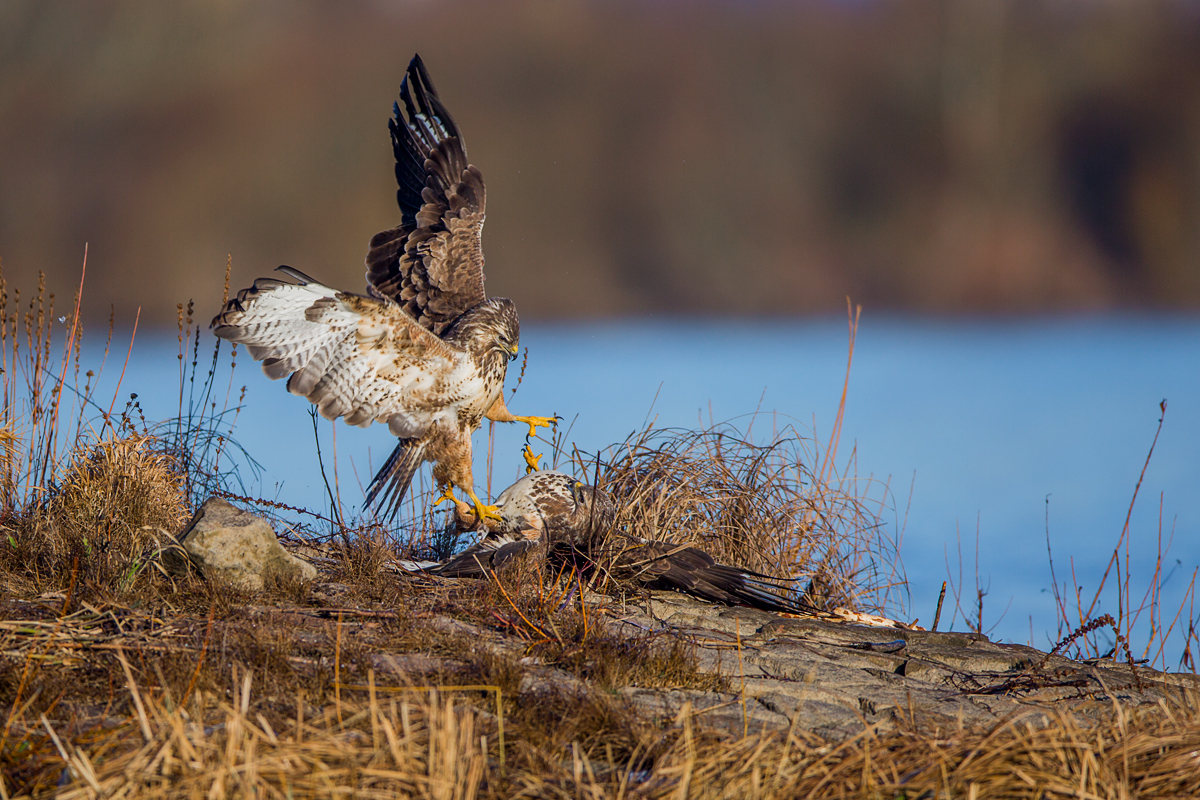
left=212, top=266, right=464, bottom=436
left=366, top=54, right=487, bottom=335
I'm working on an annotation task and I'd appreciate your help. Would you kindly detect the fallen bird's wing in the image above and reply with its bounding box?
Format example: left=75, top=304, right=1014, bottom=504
left=394, top=531, right=540, bottom=578
left=600, top=539, right=817, bottom=616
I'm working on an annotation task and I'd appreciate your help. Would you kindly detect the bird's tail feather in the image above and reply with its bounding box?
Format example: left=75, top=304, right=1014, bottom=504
left=364, top=439, right=427, bottom=521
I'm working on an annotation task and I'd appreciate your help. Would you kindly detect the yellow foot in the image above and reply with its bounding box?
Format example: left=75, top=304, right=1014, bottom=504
left=433, top=485, right=472, bottom=524
left=465, top=487, right=503, bottom=523
left=522, top=444, right=542, bottom=474
left=513, top=414, right=558, bottom=439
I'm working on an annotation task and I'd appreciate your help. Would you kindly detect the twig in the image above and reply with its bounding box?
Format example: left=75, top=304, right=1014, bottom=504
left=309, top=408, right=345, bottom=534
left=103, top=307, right=140, bottom=433
left=181, top=600, right=217, bottom=707
left=932, top=581, right=947, bottom=632
left=1082, top=400, right=1167, bottom=624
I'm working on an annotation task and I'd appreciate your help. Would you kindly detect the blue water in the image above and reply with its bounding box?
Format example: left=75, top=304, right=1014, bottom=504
left=81, top=315, right=1200, bottom=658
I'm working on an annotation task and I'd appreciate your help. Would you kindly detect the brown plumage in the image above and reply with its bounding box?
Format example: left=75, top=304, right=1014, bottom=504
left=401, top=469, right=615, bottom=578
left=365, top=54, right=487, bottom=335
left=211, top=55, right=553, bottom=522
left=405, top=470, right=815, bottom=616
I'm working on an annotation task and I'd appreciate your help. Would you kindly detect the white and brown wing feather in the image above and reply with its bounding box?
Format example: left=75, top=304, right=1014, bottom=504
left=212, top=267, right=471, bottom=437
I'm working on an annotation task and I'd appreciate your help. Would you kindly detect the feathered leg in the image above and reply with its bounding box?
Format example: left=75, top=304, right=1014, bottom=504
left=484, top=395, right=557, bottom=439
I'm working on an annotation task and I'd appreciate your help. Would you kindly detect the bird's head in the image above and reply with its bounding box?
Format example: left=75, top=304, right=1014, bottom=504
left=492, top=298, right=521, bottom=362
left=569, top=480, right=617, bottom=536
left=446, top=297, right=520, bottom=362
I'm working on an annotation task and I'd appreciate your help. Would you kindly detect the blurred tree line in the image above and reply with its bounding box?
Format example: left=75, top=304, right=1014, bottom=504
left=1, top=0, right=1198, bottom=323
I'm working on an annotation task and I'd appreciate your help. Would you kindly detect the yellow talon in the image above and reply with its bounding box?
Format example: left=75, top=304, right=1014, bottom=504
left=465, top=488, right=502, bottom=523
left=515, top=414, right=557, bottom=439
left=433, top=485, right=476, bottom=526
left=433, top=486, right=459, bottom=507
left=522, top=444, right=542, bottom=474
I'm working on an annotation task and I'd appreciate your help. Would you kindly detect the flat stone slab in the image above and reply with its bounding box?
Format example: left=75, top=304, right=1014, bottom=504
left=603, top=592, right=1196, bottom=737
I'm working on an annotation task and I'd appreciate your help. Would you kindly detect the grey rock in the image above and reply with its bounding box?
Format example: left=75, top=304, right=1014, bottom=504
left=169, top=497, right=317, bottom=590
left=610, top=592, right=1200, bottom=736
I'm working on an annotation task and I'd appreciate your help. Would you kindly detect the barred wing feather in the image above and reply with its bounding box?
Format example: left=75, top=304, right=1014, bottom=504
left=212, top=267, right=466, bottom=435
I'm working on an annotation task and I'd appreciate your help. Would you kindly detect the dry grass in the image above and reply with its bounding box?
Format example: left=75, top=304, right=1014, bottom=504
left=0, top=434, right=190, bottom=599
left=0, top=572, right=704, bottom=796
left=6, top=663, right=1200, bottom=799
left=48, top=435, right=189, bottom=540
left=574, top=423, right=901, bottom=615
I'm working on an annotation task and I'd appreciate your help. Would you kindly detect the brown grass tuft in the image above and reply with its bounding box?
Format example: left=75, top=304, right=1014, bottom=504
left=48, top=433, right=188, bottom=543
left=571, top=421, right=902, bottom=615
left=0, top=433, right=189, bottom=599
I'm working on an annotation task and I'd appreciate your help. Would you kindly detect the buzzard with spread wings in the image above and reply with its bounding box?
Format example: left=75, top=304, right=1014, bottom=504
left=212, top=55, right=554, bottom=522
left=402, top=470, right=816, bottom=616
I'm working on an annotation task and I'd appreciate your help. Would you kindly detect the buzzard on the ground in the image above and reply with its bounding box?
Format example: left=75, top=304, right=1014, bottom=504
left=212, top=55, right=554, bottom=522
left=401, top=470, right=816, bottom=616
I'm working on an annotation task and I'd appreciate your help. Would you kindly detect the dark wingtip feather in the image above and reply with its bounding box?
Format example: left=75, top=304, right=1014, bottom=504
left=731, top=575, right=819, bottom=616
left=274, top=265, right=317, bottom=285
left=432, top=539, right=539, bottom=578
left=635, top=541, right=818, bottom=616
left=389, top=53, right=464, bottom=224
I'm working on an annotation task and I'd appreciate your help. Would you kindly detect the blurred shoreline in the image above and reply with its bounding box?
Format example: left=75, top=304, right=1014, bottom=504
left=2, top=0, right=1199, bottom=325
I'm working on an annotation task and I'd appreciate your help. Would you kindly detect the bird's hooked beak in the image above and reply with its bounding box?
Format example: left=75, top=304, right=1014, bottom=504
left=507, top=343, right=520, bottom=362
left=571, top=481, right=585, bottom=507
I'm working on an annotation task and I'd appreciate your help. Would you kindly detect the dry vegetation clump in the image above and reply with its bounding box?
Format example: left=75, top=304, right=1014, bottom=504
left=0, top=432, right=190, bottom=599
left=0, top=265, right=200, bottom=603
left=572, top=420, right=902, bottom=615
left=325, top=523, right=434, bottom=604
left=48, top=433, right=189, bottom=540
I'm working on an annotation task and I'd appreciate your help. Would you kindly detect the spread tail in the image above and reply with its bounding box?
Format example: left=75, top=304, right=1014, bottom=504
left=364, top=439, right=427, bottom=521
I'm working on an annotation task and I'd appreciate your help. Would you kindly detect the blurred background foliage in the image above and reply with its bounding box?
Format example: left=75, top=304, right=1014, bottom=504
left=2, top=0, right=1199, bottom=324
